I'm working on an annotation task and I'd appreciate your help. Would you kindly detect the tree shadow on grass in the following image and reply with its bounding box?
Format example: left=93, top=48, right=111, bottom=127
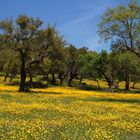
left=72, top=83, right=140, bottom=94
left=0, top=93, right=13, bottom=100
left=83, top=97, right=140, bottom=104
left=5, top=81, right=19, bottom=86
left=6, top=81, right=48, bottom=89
left=72, top=84, right=101, bottom=91
left=29, top=91, right=63, bottom=95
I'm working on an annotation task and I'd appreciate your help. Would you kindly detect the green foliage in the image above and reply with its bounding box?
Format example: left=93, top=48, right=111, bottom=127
left=116, top=52, right=140, bottom=82
left=98, top=0, right=140, bottom=57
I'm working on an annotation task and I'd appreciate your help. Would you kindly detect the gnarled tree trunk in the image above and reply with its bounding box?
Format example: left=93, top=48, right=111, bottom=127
left=19, top=54, right=27, bottom=92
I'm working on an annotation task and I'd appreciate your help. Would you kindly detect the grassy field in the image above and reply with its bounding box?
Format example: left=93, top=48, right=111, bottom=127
left=0, top=78, right=140, bottom=140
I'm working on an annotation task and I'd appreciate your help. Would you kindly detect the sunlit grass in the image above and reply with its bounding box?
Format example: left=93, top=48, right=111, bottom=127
left=0, top=78, right=140, bottom=139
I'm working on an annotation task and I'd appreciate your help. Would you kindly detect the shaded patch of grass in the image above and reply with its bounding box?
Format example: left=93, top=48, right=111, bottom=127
left=60, top=96, right=79, bottom=104
left=29, top=90, right=63, bottom=95
left=0, top=93, right=13, bottom=101
left=83, top=97, right=140, bottom=104
left=74, top=84, right=99, bottom=91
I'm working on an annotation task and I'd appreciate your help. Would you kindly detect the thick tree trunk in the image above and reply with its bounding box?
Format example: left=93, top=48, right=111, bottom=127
left=19, top=69, right=26, bottom=92
left=125, top=75, right=130, bottom=91
left=103, top=73, right=113, bottom=89
left=125, top=81, right=129, bottom=91
left=105, top=78, right=113, bottom=89
left=19, top=55, right=27, bottom=92
left=108, top=82, right=113, bottom=88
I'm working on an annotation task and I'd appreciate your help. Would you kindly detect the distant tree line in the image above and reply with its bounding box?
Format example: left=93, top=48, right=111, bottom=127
left=0, top=0, right=140, bottom=92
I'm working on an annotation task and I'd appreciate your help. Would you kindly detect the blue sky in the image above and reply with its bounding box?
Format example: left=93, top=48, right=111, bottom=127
left=0, top=0, right=127, bottom=52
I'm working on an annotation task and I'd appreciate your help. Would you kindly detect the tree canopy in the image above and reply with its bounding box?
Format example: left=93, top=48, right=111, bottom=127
left=98, top=0, right=140, bottom=57
left=0, top=4, right=140, bottom=92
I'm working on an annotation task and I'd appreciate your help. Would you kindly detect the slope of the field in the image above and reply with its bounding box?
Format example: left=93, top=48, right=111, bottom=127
left=0, top=80, right=140, bottom=139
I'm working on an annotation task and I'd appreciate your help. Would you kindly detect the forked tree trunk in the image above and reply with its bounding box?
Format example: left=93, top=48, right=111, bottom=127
left=103, top=73, right=113, bottom=89
left=105, top=78, right=113, bottom=89
left=4, top=73, right=8, bottom=82
left=96, top=79, right=101, bottom=90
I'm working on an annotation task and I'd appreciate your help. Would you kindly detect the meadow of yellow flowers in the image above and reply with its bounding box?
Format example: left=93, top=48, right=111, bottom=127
left=0, top=81, right=140, bottom=139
